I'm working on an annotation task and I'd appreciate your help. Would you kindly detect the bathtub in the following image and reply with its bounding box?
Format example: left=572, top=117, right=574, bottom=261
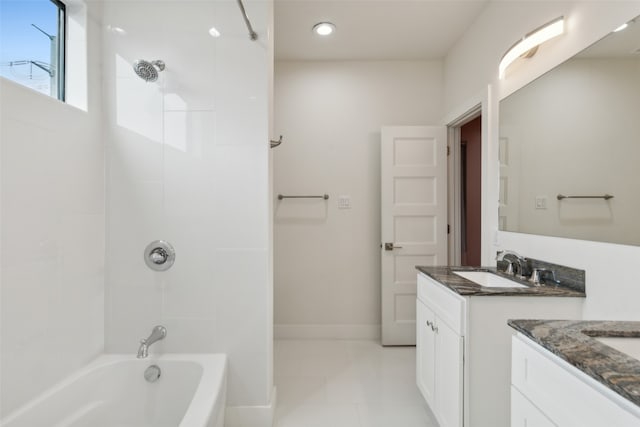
left=1, top=354, right=227, bottom=427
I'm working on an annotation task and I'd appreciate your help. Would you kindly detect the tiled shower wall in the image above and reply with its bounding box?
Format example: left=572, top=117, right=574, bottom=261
left=0, top=3, right=104, bottom=415
left=102, top=0, right=273, bottom=407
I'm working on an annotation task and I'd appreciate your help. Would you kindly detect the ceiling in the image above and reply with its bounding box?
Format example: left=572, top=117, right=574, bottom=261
left=274, top=0, right=489, bottom=61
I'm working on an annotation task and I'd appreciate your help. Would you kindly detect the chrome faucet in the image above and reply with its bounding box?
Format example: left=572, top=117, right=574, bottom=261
left=530, top=268, right=558, bottom=286
left=137, top=325, right=167, bottom=359
left=496, top=250, right=528, bottom=278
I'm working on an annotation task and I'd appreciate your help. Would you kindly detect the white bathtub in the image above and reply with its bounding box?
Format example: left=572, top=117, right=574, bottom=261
left=1, top=354, right=227, bottom=427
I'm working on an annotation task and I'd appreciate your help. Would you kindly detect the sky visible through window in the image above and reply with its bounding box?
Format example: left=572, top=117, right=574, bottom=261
left=0, top=0, right=60, bottom=96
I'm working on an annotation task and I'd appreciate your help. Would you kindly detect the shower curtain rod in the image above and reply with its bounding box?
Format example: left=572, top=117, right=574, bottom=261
left=236, top=0, right=258, bottom=41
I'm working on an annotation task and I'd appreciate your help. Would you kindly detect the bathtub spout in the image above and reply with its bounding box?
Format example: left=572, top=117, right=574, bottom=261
left=137, top=325, right=167, bottom=358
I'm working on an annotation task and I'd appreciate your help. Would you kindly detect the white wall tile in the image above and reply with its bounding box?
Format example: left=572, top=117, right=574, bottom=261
left=162, top=34, right=216, bottom=112
left=211, top=249, right=271, bottom=405
left=163, top=110, right=217, bottom=217
left=209, top=146, right=269, bottom=249
left=0, top=76, right=105, bottom=415
left=162, top=284, right=217, bottom=319
left=106, top=284, right=164, bottom=351
left=159, top=317, right=219, bottom=354
left=115, top=76, right=163, bottom=144
left=103, top=0, right=273, bottom=410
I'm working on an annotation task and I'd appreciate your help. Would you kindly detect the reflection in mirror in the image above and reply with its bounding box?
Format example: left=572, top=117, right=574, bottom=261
left=498, top=16, right=640, bottom=246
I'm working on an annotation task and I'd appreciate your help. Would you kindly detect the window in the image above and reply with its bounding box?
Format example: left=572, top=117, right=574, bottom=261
left=0, top=0, right=66, bottom=101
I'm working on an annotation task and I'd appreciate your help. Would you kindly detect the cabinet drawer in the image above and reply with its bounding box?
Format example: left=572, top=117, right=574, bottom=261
left=511, top=386, right=556, bottom=427
left=512, top=334, right=640, bottom=427
left=417, top=273, right=466, bottom=335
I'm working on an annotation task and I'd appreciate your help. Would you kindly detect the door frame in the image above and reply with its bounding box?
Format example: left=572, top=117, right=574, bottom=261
left=447, top=105, right=482, bottom=266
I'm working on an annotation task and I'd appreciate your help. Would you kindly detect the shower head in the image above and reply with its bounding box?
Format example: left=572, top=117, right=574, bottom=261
left=133, top=59, right=165, bottom=82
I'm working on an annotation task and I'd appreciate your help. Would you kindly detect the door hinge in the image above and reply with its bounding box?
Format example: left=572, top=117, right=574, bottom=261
left=447, top=224, right=450, bottom=234
left=447, top=146, right=450, bottom=156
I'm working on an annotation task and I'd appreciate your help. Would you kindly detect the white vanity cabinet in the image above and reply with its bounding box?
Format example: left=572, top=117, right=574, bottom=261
left=416, top=272, right=584, bottom=427
left=416, top=299, right=436, bottom=406
left=416, top=275, right=465, bottom=427
left=511, top=334, right=640, bottom=427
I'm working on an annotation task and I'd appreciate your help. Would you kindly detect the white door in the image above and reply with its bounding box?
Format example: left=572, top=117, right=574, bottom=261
left=381, top=126, right=447, bottom=345
left=498, top=126, right=521, bottom=231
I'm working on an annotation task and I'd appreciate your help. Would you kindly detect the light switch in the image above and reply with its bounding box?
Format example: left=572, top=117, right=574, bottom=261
left=535, top=196, right=547, bottom=210
left=338, top=195, right=351, bottom=209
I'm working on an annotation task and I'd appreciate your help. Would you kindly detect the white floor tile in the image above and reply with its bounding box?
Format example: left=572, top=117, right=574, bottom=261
left=276, top=404, right=362, bottom=427
left=273, top=339, right=438, bottom=427
left=275, top=376, right=328, bottom=407
left=356, top=403, right=439, bottom=427
left=275, top=340, right=351, bottom=377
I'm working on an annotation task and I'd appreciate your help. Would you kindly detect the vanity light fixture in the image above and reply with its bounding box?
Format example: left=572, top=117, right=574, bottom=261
left=499, top=16, right=565, bottom=79
left=613, top=18, right=635, bottom=33
left=313, top=22, right=336, bottom=36
left=615, top=18, right=637, bottom=33
left=613, top=23, right=628, bottom=32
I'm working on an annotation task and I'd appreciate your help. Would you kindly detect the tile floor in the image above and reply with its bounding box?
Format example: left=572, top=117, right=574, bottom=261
left=274, top=339, right=439, bottom=427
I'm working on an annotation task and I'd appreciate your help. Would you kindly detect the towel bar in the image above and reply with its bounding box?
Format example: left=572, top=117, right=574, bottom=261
left=557, top=194, right=614, bottom=200
left=277, top=194, right=329, bottom=200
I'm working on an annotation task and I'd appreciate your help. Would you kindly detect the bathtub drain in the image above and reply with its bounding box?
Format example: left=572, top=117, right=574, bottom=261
left=144, top=365, right=161, bottom=383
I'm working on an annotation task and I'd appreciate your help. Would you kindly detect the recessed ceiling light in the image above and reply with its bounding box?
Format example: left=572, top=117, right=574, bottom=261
left=313, top=22, right=335, bottom=36
left=613, top=23, right=628, bottom=32
left=209, top=27, right=221, bottom=38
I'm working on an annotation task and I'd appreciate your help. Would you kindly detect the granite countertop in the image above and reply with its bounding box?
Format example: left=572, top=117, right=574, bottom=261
left=509, top=319, right=640, bottom=408
left=416, top=266, right=586, bottom=297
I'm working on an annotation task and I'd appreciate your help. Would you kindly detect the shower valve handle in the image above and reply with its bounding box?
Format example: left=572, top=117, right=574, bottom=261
left=149, top=248, right=168, bottom=264
left=144, top=240, right=175, bottom=271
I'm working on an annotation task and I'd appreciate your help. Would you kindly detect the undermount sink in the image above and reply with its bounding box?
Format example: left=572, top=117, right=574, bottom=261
left=453, top=271, right=529, bottom=288
left=595, top=337, right=640, bottom=361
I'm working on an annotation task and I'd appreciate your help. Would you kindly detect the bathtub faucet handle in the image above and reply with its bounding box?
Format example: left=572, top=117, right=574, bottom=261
left=137, top=325, right=167, bottom=359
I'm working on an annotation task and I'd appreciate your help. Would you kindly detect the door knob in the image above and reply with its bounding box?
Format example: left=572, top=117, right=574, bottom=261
left=384, top=242, right=403, bottom=251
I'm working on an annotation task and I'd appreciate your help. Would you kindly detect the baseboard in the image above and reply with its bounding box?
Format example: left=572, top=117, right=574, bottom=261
left=224, top=387, right=277, bottom=427
left=274, top=324, right=381, bottom=340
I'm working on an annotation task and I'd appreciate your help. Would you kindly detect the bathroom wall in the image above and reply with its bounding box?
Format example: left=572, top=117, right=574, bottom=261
left=101, top=0, right=274, bottom=419
left=0, top=3, right=104, bottom=415
left=274, top=60, right=443, bottom=338
left=444, top=0, right=640, bottom=320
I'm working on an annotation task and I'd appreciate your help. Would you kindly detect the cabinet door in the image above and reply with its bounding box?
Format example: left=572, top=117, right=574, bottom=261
left=511, top=386, right=557, bottom=427
left=435, top=319, right=464, bottom=427
left=416, top=300, right=436, bottom=408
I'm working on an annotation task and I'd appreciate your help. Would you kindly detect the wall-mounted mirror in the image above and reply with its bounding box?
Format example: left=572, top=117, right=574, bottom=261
left=498, top=16, right=640, bottom=246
